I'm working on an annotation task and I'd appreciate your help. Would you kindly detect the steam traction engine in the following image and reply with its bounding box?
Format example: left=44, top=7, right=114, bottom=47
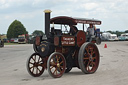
left=27, top=10, right=102, bottom=78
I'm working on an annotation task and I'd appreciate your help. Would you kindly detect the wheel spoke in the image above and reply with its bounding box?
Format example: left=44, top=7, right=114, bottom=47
left=32, top=57, right=36, bottom=62
left=83, top=57, right=89, bottom=60
left=37, top=64, right=43, bottom=66
left=32, top=67, right=34, bottom=73
left=56, top=55, right=58, bottom=60
left=85, top=48, right=89, bottom=54
left=50, top=66, right=54, bottom=69
left=50, top=62, right=56, bottom=66
left=87, top=65, right=90, bottom=71
left=38, top=56, right=40, bottom=62
left=36, top=67, right=38, bottom=74
left=90, top=49, right=94, bottom=55
left=83, top=60, right=87, bottom=64
left=86, top=48, right=91, bottom=55
left=55, top=69, right=57, bottom=75
left=60, top=61, right=63, bottom=65
left=60, top=66, right=64, bottom=69
left=37, top=67, right=41, bottom=73
left=58, top=67, right=62, bottom=72
left=92, top=51, right=95, bottom=55
left=53, top=68, right=57, bottom=74
left=92, top=57, right=96, bottom=60
left=52, top=58, right=57, bottom=64
left=30, top=66, right=34, bottom=69
left=84, top=53, right=88, bottom=57
left=58, top=56, right=61, bottom=60
left=90, top=49, right=96, bottom=56
left=91, top=61, right=95, bottom=66
left=56, top=55, right=59, bottom=63
left=39, top=60, right=43, bottom=63
left=29, top=62, right=34, bottom=64
left=87, top=61, right=91, bottom=71
left=34, top=55, right=36, bottom=62
left=89, top=46, right=94, bottom=54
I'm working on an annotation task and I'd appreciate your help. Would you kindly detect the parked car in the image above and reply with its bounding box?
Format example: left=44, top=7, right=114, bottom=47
left=118, top=36, right=126, bottom=41
left=10, top=38, right=18, bottom=43
left=10, top=38, right=14, bottom=43
left=125, top=36, right=128, bottom=41
left=14, top=38, right=18, bottom=43
left=121, top=33, right=128, bottom=41
left=101, top=32, right=118, bottom=41
left=3, top=38, right=8, bottom=43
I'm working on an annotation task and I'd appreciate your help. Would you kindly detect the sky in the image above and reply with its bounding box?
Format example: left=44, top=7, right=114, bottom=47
left=0, top=0, right=128, bottom=34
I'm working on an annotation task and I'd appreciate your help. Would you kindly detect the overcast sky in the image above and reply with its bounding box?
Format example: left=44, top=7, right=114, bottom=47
left=0, top=0, right=128, bottom=34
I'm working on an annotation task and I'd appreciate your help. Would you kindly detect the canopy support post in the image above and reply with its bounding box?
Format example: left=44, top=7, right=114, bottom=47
left=83, top=24, right=84, bottom=31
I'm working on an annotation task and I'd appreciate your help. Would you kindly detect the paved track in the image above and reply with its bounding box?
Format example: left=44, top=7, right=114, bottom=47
left=0, top=41, right=128, bottom=85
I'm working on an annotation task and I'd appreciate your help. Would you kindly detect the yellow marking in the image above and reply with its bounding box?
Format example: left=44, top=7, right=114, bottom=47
left=44, top=9, right=52, bottom=13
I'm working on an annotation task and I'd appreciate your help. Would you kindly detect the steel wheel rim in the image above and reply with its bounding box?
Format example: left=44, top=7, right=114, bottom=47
left=48, top=52, right=66, bottom=78
left=83, top=44, right=99, bottom=73
left=27, top=53, right=45, bottom=77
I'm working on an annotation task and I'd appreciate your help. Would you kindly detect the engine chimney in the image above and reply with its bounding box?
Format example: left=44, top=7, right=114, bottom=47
left=44, top=9, right=52, bottom=38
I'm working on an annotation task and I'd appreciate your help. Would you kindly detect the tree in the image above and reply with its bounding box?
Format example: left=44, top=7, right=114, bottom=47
left=115, top=31, right=123, bottom=36
left=125, top=30, right=128, bottom=33
left=7, top=20, right=28, bottom=40
left=106, top=30, right=112, bottom=33
left=32, top=30, right=44, bottom=36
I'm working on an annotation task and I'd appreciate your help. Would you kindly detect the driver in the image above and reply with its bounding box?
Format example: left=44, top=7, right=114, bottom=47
left=69, top=25, right=78, bottom=35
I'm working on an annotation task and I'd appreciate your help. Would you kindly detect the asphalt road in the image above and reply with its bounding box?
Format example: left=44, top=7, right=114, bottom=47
left=0, top=41, right=128, bottom=85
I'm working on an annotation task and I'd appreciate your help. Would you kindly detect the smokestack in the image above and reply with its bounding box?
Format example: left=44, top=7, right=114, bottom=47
left=44, top=9, right=52, bottom=38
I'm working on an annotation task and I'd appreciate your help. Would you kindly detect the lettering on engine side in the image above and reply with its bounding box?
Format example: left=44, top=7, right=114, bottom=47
left=61, top=36, right=75, bottom=46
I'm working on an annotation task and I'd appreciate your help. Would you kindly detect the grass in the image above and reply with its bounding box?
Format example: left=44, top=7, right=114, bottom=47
left=4, top=43, right=19, bottom=45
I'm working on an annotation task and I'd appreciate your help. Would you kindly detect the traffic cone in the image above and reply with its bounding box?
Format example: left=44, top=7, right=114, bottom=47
left=104, top=44, right=107, bottom=48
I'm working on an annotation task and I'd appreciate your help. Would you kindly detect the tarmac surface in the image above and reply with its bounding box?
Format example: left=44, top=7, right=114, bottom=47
left=0, top=41, right=128, bottom=85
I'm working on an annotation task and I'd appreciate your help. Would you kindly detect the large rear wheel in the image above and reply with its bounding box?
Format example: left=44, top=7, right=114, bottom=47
left=47, top=52, right=66, bottom=78
left=78, top=42, right=100, bottom=74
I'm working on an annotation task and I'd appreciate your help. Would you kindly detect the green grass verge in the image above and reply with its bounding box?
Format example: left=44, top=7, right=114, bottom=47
left=4, top=43, right=19, bottom=45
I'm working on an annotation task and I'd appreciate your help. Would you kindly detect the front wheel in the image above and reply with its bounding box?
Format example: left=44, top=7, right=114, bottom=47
left=47, top=52, right=66, bottom=78
left=26, top=53, right=45, bottom=77
left=78, top=42, right=100, bottom=74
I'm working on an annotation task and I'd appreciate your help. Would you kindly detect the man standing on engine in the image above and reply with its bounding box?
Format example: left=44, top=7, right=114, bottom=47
left=87, top=24, right=96, bottom=42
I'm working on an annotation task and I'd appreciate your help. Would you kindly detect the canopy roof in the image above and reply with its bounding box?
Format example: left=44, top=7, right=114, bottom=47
left=50, top=16, right=101, bottom=25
